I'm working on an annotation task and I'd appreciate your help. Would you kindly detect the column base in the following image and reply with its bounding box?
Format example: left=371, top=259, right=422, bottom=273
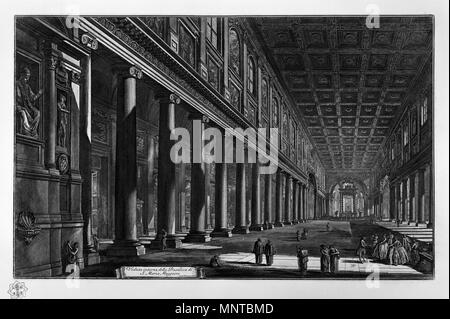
left=138, top=235, right=156, bottom=247
left=183, top=232, right=211, bottom=243
left=263, top=223, right=275, bottom=230
left=292, top=220, right=300, bottom=225
left=106, top=241, right=146, bottom=257
left=210, top=228, right=233, bottom=238
left=249, top=224, right=264, bottom=231
left=283, top=221, right=293, bottom=226
left=232, top=226, right=250, bottom=234
left=149, top=234, right=184, bottom=249
left=274, top=222, right=284, bottom=227
left=83, top=251, right=101, bottom=266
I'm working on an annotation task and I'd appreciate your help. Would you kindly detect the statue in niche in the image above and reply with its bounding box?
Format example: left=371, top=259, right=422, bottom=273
left=16, top=66, right=42, bottom=137
left=57, top=94, right=68, bottom=147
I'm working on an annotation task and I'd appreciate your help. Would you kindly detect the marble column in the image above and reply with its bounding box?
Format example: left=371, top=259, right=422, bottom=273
left=414, top=171, right=420, bottom=226
left=107, top=66, right=145, bottom=256
left=284, top=174, right=292, bottom=225
left=293, top=181, right=299, bottom=224
left=396, top=183, right=402, bottom=223
left=263, top=172, right=274, bottom=229
left=303, top=184, right=307, bottom=221
left=153, top=92, right=183, bottom=248
left=45, top=54, right=58, bottom=170
left=211, top=132, right=232, bottom=237
left=204, top=163, right=212, bottom=231
left=305, top=186, right=310, bottom=221
left=176, top=163, right=187, bottom=233
left=402, top=180, right=407, bottom=223
left=298, top=183, right=303, bottom=222
left=249, top=162, right=263, bottom=231
left=79, top=53, right=99, bottom=264
left=145, top=137, right=156, bottom=235
left=185, top=114, right=211, bottom=242
left=390, top=185, right=396, bottom=221
left=233, top=163, right=249, bottom=234
left=313, top=190, right=317, bottom=220
left=426, top=165, right=433, bottom=229
left=274, top=169, right=284, bottom=227
left=418, top=169, right=425, bottom=224
left=408, top=175, right=415, bottom=225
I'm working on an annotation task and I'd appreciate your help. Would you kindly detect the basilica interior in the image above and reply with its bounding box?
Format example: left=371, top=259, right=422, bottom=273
left=14, top=16, right=433, bottom=278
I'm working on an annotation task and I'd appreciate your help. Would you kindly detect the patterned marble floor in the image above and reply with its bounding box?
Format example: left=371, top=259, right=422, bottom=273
left=218, top=252, right=423, bottom=275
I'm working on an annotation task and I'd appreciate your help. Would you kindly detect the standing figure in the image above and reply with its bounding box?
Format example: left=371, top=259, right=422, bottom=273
left=160, top=228, right=168, bottom=250
left=402, top=235, right=412, bottom=258
left=376, top=233, right=389, bottom=261
left=16, top=66, right=42, bottom=137
left=326, top=222, right=331, bottom=232
left=356, top=237, right=367, bottom=263
left=57, top=94, right=68, bottom=147
left=370, top=234, right=379, bottom=257
left=297, top=246, right=308, bottom=275
left=252, top=238, right=264, bottom=265
left=296, top=230, right=301, bottom=241
left=410, top=240, right=421, bottom=266
left=390, top=237, right=409, bottom=265
left=329, top=245, right=340, bottom=274
left=264, top=240, right=276, bottom=266
left=320, top=244, right=330, bottom=273
left=300, top=228, right=308, bottom=240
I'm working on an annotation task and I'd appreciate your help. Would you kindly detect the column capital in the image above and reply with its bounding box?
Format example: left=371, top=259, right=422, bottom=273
left=113, top=64, right=143, bottom=79
left=157, top=92, right=181, bottom=105
left=81, top=33, right=99, bottom=50
left=188, top=112, right=209, bottom=123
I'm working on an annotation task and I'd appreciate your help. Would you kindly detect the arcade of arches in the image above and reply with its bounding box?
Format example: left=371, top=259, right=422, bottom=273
left=14, top=16, right=433, bottom=277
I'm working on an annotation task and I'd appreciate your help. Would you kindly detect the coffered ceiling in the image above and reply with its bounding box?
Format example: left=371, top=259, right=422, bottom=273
left=251, top=16, right=432, bottom=172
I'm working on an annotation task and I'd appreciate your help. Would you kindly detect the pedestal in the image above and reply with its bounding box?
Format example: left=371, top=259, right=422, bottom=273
left=249, top=225, right=264, bottom=231
left=83, top=251, right=101, bottom=266
left=107, top=241, right=146, bottom=256
left=184, top=232, right=211, bottom=243
left=232, top=226, right=250, bottom=234
left=210, top=228, right=233, bottom=238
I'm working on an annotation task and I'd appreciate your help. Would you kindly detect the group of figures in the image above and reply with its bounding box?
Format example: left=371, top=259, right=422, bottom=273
left=357, top=233, right=422, bottom=267
left=319, top=244, right=341, bottom=274
left=252, top=238, right=277, bottom=266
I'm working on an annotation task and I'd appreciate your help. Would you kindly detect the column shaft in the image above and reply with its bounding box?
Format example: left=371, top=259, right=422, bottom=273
left=154, top=93, right=182, bottom=248
left=249, top=162, right=263, bottom=231
left=283, top=174, right=292, bottom=225
left=108, top=67, right=145, bottom=256
left=274, top=170, right=284, bottom=227
left=233, top=163, right=249, bottom=234
left=263, top=173, right=274, bottom=229
left=185, top=115, right=211, bottom=242
left=211, top=161, right=232, bottom=237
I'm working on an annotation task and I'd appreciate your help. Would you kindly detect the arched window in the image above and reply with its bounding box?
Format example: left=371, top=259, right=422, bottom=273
left=229, top=28, right=241, bottom=76
left=248, top=56, right=256, bottom=95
